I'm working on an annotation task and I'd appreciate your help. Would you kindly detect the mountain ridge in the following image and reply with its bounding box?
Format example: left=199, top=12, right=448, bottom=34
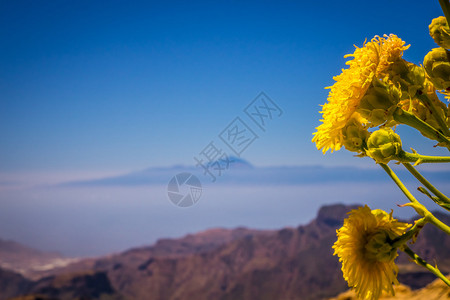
left=0, top=239, right=77, bottom=280
left=58, top=162, right=450, bottom=187
left=1, top=204, right=449, bottom=300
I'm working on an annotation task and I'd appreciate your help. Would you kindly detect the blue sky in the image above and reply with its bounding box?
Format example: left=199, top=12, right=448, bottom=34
left=0, top=0, right=446, bottom=175
left=1, top=1, right=450, bottom=256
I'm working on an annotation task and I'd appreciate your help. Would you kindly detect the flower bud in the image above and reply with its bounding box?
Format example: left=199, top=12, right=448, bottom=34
left=400, top=81, right=448, bottom=132
left=386, top=60, right=425, bottom=100
left=429, top=16, right=450, bottom=49
left=423, top=47, right=450, bottom=90
left=366, top=128, right=403, bottom=164
left=357, top=79, right=400, bottom=126
left=341, top=114, right=370, bottom=153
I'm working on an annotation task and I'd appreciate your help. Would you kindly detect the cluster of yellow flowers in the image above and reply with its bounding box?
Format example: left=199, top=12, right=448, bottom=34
left=312, top=9, right=450, bottom=300
left=313, top=30, right=450, bottom=158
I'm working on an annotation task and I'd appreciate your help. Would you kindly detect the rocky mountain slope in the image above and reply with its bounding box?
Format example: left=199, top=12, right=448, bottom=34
left=0, top=268, right=32, bottom=300
left=2, top=204, right=449, bottom=300
left=330, top=275, right=450, bottom=300
left=0, top=239, right=77, bottom=280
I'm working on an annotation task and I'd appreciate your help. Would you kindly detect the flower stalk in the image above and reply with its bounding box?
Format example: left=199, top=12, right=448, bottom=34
left=402, top=162, right=450, bottom=204
left=393, top=107, right=450, bottom=150
left=379, top=163, right=426, bottom=212
left=390, top=217, right=427, bottom=248
left=403, top=246, right=450, bottom=287
left=439, top=0, right=450, bottom=29
left=418, top=186, right=450, bottom=211
left=416, top=93, right=450, bottom=136
left=379, top=163, right=450, bottom=235
left=397, top=151, right=450, bottom=164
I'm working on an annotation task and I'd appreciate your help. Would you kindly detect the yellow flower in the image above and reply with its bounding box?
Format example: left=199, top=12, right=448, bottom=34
left=333, top=206, right=410, bottom=300
left=312, top=35, right=409, bottom=153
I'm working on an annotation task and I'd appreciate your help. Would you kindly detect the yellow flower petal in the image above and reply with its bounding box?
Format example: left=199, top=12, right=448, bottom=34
left=333, top=206, right=410, bottom=300
left=312, top=35, right=409, bottom=153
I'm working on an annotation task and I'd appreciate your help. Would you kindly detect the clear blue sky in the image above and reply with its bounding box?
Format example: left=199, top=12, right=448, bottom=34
left=2, top=1, right=450, bottom=256
left=0, top=0, right=445, bottom=175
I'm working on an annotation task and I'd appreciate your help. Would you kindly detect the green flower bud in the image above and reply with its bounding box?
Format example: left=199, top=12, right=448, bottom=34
left=364, top=230, right=397, bottom=262
left=366, top=128, right=403, bottom=164
left=424, top=47, right=450, bottom=90
left=400, top=83, right=448, bottom=134
left=388, top=60, right=425, bottom=93
left=341, top=115, right=370, bottom=153
left=429, top=16, right=450, bottom=49
left=357, top=79, right=400, bottom=126
left=384, top=59, right=426, bottom=102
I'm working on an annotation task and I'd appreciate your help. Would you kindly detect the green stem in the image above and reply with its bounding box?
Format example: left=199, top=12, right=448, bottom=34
left=379, top=163, right=426, bottom=207
left=418, top=187, right=450, bottom=212
left=379, top=163, right=450, bottom=234
left=397, top=151, right=450, bottom=164
left=416, top=93, right=450, bottom=136
left=403, top=246, right=450, bottom=287
left=391, top=217, right=427, bottom=248
left=439, top=0, right=450, bottom=29
left=393, top=108, right=450, bottom=150
left=428, top=213, right=450, bottom=235
left=402, top=162, right=450, bottom=203
left=418, top=187, right=440, bottom=202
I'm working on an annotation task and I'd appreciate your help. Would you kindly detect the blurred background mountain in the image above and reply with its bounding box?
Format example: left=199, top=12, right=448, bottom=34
left=1, top=204, right=449, bottom=300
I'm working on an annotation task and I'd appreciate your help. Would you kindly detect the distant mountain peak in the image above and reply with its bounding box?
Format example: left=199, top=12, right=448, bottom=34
left=205, top=156, right=253, bottom=170
left=316, top=204, right=360, bottom=227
